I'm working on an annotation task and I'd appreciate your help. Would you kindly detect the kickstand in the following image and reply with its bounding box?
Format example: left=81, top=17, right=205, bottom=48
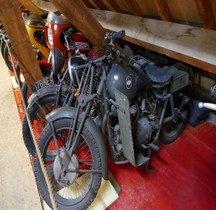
left=144, top=150, right=154, bottom=173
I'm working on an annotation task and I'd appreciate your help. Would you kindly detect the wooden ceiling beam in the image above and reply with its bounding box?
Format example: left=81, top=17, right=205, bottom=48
left=105, top=0, right=123, bottom=13
left=49, top=0, right=106, bottom=52
left=89, top=0, right=108, bottom=10
left=0, top=0, right=42, bottom=91
left=123, top=0, right=143, bottom=17
left=195, top=0, right=216, bottom=29
left=152, top=0, right=172, bottom=21
left=81, top=0, right=95, bottom=9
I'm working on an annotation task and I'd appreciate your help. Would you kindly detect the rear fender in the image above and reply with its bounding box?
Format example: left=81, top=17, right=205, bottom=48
left=46, top=106, right=108, bottom=180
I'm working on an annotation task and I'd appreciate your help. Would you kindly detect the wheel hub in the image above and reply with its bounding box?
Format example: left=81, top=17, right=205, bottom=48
left=53, top=150, right=79, bottom=187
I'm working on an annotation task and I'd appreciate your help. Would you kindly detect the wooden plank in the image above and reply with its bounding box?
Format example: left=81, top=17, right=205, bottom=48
left=49, top=0, right=106, bottom=52
left=123, top=0, right=144, bottom=16
left=90, top=9, right=216, bottom=74
left=152, top=0, right=172, bottom=21
left=0, top=0, right=42, bottom=91
left=195, top=0, right=216, bottom=29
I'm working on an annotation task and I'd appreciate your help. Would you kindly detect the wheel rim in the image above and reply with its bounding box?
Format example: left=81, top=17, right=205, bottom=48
left=43, top=126, right=97, bottom=202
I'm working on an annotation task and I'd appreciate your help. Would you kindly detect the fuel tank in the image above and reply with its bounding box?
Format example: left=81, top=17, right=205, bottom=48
left=107, top=62, right=152, bottom=100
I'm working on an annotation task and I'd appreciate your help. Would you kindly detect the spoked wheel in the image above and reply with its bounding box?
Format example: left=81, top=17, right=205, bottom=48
left=22, top=85, right=68, bottom=156
left=159, top=95, right=189, bottom=144
left=34, top=118, right=102, bottom=210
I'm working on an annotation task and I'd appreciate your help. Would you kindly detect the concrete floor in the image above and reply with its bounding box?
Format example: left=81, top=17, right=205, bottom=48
left=0, top=55, right=42, bottom=210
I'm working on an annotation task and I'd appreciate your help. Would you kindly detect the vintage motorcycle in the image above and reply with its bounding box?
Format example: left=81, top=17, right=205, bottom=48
left=22, top=11, right=93, bottom=155
left=34, top=30, right=191, bottom=209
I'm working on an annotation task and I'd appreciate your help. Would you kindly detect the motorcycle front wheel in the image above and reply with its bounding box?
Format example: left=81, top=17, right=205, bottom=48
left=34, top=118, right=102, bottom=210
left=159, top=95, right=189, bottom=144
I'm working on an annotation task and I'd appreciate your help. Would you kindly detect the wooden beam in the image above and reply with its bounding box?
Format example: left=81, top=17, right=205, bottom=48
left=123, top=0, right=143, bottom=17
left=18, top=0, right=44, bottom=13
left=49, top=0, right=106, bottom=52
left=0, top=0, right=42, bottom=91
left=90, top=9, right=216, bottom=74
left=81, top=0, right=95, bottom=8
left=89, top=0, right=108, bottom=10
left=152, top=0, right=172, bottom=21
left=104, top=0, right=123, bottom=13
left=195, top=0, right=216, bottom=29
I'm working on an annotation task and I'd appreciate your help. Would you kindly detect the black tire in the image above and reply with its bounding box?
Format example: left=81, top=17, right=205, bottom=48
left=34, top=118, right=102, bottom=210
left=1, top=40, right=6, bottom=58
left=22, top=85, right=67, bottom=156
left=159, top=95, right=189, bottom=144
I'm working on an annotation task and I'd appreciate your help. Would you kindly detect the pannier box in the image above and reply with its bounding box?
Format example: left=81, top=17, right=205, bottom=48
left=166, top=66, right=189, bottom=93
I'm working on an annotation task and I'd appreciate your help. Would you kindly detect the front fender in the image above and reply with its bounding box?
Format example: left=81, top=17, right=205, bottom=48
left=28, top=85, right=61, bottom=106
left=46, top=106, right=108, bottom=180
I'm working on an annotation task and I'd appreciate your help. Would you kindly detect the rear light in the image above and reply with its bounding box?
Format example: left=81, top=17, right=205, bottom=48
left=47, top=28, right=53, bottom=46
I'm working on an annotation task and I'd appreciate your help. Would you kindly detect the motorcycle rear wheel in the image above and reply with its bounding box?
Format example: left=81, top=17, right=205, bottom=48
left=34, top=118, right=102, bottom=210
left=22, top=86, right=67, bottom=156
left=159, top=98, right=189, bottom=144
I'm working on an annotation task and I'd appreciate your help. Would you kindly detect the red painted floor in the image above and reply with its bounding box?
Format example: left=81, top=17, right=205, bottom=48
left=13, top=83, right=216, bottom=210
left=108, top=122, right=216, bottom=210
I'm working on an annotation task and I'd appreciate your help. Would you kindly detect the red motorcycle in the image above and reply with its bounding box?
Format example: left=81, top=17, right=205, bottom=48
left=21, top=11, right=93, bottom=105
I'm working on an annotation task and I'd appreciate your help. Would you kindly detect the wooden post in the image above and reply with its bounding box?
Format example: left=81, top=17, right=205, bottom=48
left=0, top=0, right=43, bottom=91
left=49, top=0, right=106, bottom=52
left=195, top=0, right=216, bottom=29
left=153, top=0, right=172, bottom=22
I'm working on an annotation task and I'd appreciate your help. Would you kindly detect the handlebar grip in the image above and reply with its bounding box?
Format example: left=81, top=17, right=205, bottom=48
left=112, top=30, right=125, bottom=42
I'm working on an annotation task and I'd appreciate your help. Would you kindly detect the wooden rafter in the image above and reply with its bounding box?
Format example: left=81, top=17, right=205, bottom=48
left=89, top=0, right=108, bottom=10
left=81, top=0, right=95, bottom=8
left=123, top=0, right=143, bottom=17
left=152, top=0, right=172, bottom=21
left=195, top=0, right=216, bottom=29
left=104, top=0, right=122, bottom=13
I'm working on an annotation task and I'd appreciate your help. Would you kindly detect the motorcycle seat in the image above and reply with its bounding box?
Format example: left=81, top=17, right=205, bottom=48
left=144, top=64, right=172, bottom=84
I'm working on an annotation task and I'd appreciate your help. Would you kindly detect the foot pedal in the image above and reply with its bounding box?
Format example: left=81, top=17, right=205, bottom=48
left=135, top=153, right=150, bottom=167
left=148, top=143, right=160, bottom=152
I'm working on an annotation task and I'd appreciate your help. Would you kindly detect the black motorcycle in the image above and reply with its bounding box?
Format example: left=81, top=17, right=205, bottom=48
left=34, top=30, right=191, bottom=209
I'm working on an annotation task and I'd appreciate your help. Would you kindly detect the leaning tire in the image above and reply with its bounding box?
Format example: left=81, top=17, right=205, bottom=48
left=22, top=86, right=67, bottom=155
left=34, top=118, right=102, bottom=210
